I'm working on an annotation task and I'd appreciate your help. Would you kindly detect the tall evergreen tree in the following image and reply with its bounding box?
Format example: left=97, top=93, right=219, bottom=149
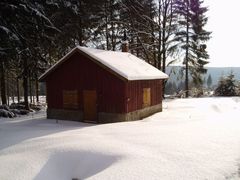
left=0, top=0, right=212, bottom=103
left=0, top=0, right=57, bottom=107
left=0, top=1, right=22, bottom=105
left=174, top=0, right=211, bottom=97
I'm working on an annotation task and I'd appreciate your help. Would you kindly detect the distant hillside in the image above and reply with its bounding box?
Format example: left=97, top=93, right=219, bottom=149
left=205, top=67, right=240, bottom=85
left=166, top=66, right=240, bottom=87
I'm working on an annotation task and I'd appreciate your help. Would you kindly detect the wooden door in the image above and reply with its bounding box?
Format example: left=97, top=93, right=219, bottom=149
left=83, top=90, right=97, bottom=122
left=143, top=88, right=151, bottom=108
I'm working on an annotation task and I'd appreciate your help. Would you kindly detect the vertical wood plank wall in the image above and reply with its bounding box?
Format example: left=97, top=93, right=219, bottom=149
left=125, top=80, right=163, bottom=113
left=46, top=52, right=125, bottom=113
left=46, top=51, right=163, bottom=114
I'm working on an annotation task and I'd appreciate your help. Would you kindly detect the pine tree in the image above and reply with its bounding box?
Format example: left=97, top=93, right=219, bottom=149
left=189, top=0, right=211, bottom=84
left=215, top=73, right=237, bottom=96
left=0, top=0, right=57, bottom=107
left=174, top=0, right=211, bottom=97
left=0, top=1, right=22, bottom=105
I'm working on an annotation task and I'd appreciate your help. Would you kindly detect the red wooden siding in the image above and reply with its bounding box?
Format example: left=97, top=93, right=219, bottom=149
left=45, top=51, right=163, bottom=115
left=125, top=80, right=163, bottom=113
left=46, top=52, right=126, bottom=113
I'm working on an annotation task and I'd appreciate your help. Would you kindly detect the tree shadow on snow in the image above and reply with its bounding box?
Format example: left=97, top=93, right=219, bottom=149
left=34, top=150, right=121, bottom=180
left=0, top=116, right=95, bottom=151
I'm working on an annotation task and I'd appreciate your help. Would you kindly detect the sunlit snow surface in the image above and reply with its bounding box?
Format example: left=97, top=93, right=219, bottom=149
left=1, top=97, right=240, bottom=180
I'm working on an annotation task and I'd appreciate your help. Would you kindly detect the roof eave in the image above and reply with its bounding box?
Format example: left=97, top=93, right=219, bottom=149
left=38, top=47, right=129, bottom=82
left=38, top=46, right=169, bottom=82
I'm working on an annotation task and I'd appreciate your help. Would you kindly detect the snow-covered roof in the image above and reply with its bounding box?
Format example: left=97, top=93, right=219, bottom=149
left=39, top=46, right=168, bottom=81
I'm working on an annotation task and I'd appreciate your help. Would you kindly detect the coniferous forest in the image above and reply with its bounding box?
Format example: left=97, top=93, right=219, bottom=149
left=0, top=0, right=211, bottom=108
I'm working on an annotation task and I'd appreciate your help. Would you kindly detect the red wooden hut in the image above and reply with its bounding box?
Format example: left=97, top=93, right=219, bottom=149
left=39, top=46, right=168, bottom=123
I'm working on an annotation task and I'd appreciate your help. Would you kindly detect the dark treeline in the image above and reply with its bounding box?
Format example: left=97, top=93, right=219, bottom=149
left=0, top=0, right=211, bottom=108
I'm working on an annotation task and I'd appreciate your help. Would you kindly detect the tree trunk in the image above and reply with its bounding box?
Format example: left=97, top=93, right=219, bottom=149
left=162, top=25, right=166, bottom=73
left=0, top=60, right=7, bottom=105
left=78, top=0, right=83, bottom=46
left=110, top=0, right=116, bottom=51
left=12, top=73, right=15, bottom=103
left=149, top=3, right=156, bottom=67
left=23, top=75, right=29, bottom=109
left=29, top=77, right=33, bottom=103
left=130, top=36, right=134, bottom=54
left=17, top=78, right=20, bottom=103
left=6, top=71, right=9, bottom=105
left=185, top=1, right=189, bottom=98
left=35, top=76, right=39, bottom=103
left=162, top=7, right=167, bottom=98
left=136, top=36, right=140, bottom=57
left=23, top=58, right=29, bottom=110
left=162, top=0, right=169, bottom=74
left=158, top=0, right=162, bottom=70
left=105, top=1, right=109, bottom=50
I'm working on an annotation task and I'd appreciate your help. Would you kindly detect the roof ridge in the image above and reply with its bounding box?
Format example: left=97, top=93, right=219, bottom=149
left=39, top=46, right=168, bottom=81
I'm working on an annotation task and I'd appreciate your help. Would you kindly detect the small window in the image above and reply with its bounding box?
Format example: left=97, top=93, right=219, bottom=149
left=143, top=88, right=151, bottom=108
left=63, top=90, right=78, bottom=109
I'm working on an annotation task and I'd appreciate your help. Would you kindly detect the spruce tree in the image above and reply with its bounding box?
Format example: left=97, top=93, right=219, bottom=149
left=174, top=0, right=211, bottom=97
left=215, top=73, right=237, bottom=96
left=0, top=0, right=57, bottom=107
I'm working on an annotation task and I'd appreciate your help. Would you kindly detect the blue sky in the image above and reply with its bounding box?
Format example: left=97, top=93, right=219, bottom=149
left=205, top=0, right=240, bottom=67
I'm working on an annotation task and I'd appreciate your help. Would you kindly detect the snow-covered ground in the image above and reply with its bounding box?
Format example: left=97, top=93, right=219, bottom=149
left=1, top=97, right=240, bottom=180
